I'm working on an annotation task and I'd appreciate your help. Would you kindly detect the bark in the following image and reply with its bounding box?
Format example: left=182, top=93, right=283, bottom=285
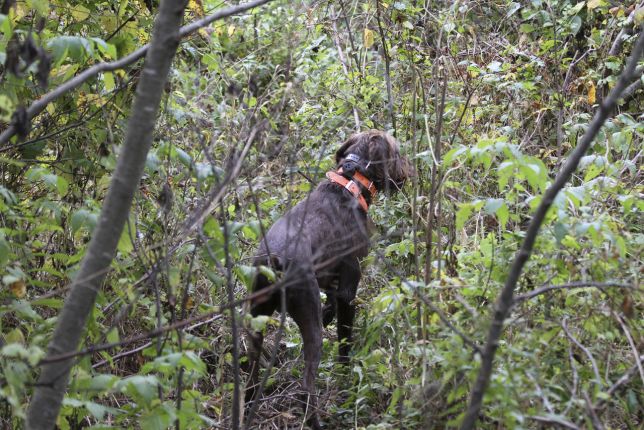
left=459, top=31, right=644, bottom=430
left=25, top=1, right=189, bottom=428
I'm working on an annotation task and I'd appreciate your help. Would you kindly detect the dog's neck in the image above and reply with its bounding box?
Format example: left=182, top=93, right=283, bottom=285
left=325, top=168, right=377, bottom=212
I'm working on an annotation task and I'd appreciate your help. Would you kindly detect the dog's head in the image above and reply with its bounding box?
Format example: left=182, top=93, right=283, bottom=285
left=335, top=130, right=411, bottom=194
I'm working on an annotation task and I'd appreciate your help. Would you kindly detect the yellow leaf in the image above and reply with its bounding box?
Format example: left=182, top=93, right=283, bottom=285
left=12, top=3, right=28, bottom=22
left=635, top=7, right=644, bottom=25
left=587, top=81, right=596, bottom=105
left=363, top=28, right=374, bottom=49
left=118, top=0, right=129, bottom=18
left=586, top=0, right=604, bottom=10
left=198, top=28, right=210, bottom=39
left=70, top=4, right=90, bottom=22
left=188, top=0, right=204, bottom=17
left=185, top=296, right=194, bottom=310
left=9, top=280, right=26, bottom=298
left=429, top=312, right=440, bottom=325
left=100, top=15, right=117, bottom=34
left=103, top=72, right=115, bottom=92
left=227, top=24, right=236, bottom=37
left=5, top=328, right=25, bottom=344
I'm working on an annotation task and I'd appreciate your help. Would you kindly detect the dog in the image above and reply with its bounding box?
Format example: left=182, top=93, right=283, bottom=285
left=245, top=130, right=411, bottom=428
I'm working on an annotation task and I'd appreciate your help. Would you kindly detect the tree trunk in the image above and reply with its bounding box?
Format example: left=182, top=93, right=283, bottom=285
left=26, top=1, right=189, bottom=428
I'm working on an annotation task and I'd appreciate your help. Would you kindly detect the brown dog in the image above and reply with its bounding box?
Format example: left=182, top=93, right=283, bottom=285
left=246, top=130, right=410, bottom=428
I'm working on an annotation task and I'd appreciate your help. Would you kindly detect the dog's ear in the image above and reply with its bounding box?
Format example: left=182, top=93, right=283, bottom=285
left=335, top=135, right=358, bottom=164
left=367, top=131, right=412, bottom=194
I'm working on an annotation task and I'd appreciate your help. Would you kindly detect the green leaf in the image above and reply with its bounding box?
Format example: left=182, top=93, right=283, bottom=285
left=103, top=71, right=115, bottom=91
left=117, top=216, right=136, bottom=254
left=0, top=14, right=12, bottom=37
left=71, top=209, right=98, bottom=234
left=234, top=264, right=256, bottom=289
left=484, top=198, right=504, bottom=215
left=91, top=37, right=117, bottom=59
left=88, top=374, right=119, bottom=391
left=250, top=315, right=270, bottom=332
left=85, top=402, right=108, bottom=420
left=386, top=387, right=402, bottom=413
left=31, top=0, right=50, bottom=16
left=106, top=328, right=119, bottom=344
left=48, top=36, right=93, bottom=62
left=497, top=203, right=509, bottom=228
left=118, top=375, right=159, bottom=404
left=569, top=15, right=582, bottom=35
left=175, top=147, right=192, bottom=167
left=519, top=23, right=535, bottom=33
left=141, top=405, right=174, bottom=430
left=456, top=203, right=473, bottom=230
left=0, top=233, right=10, bottom=266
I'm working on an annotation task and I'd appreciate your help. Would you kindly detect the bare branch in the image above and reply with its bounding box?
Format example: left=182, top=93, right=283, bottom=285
left=90, top=312, right=222, bottom=369
left=583, top=392, right=605, bottom=430
left=0, top=0, right=275, bottom=148
left=608, top=5, right=641, bottom=56
left=39, top=279, right=290, bottom=365
left=376, top=0, right=396, bottom=134
left=603, top=354, right=644, bottom=399
left=330, top=7, right=360, bottom=131
left=459, top=31, right=644, bottom=430
left=415, top=290, right=482, bottom=355
left=514, top=281, right=633, bottom=303
left=561, top=318, right=602, bottom=387
left=612, top=312, right=644, bottom=388
left=528, top=415, right=581, bottom=430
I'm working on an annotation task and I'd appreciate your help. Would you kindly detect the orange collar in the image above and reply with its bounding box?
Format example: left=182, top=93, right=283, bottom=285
left=326, top=169, right=377, bottom=212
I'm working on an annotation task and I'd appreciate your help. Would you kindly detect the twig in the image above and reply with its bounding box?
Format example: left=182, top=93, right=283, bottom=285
left=0, top=78, right=132, bottom=153
left=415, top=291, right=482, bottom=355
left=448, top=83, right=479, bottom=148
left=244, top=285, right=287, bottom=430
left=561, top=318, right=602, bottom=387
left=459, top=31, right=644, bottom=430
left=423, top=74, right=447, bottom=284
left=514, top=281, right=633, bottom=303
left=605, top=354, right=644, bottom=398
left=0, top=0, right=275, bottom=147
left=622, top=77, right=642, bottom=100
left=220, top=200, right=241, bottom=430
left=330, top=7, right=360, bottom=131
left=528, top=415, right=580, bottom=429
left=612, top=312, right=644, bottom=387
left=608, top=5, right=641, bottom=56
left=339, top=0, right=361, bottom=74
left=91, top=341, right=152, bottom=369
left=179, top=124, right=260, bottom=235
left=376, top=0, right=396, bottom=134
left=38, top=279, right=291, bottom=365
left=91, top=315, right=223, bottom=369
left=575, top=353, right=644, bottom=429
left=562, top=344, right=578, bottom=415
left=583, top=392, right=605, bottom=430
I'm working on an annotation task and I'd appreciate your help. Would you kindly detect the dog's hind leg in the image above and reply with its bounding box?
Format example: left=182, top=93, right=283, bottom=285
left=287, top=273, right=323, bottom=430
left=336, top=258, right=360, bottom=364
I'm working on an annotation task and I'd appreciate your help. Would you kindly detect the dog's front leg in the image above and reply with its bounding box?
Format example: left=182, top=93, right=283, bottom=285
left=337, top=258, right=360, bottom=364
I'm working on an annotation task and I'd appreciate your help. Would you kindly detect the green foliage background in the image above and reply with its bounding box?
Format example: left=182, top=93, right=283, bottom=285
left=0, top=0, right=642, bottom=428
